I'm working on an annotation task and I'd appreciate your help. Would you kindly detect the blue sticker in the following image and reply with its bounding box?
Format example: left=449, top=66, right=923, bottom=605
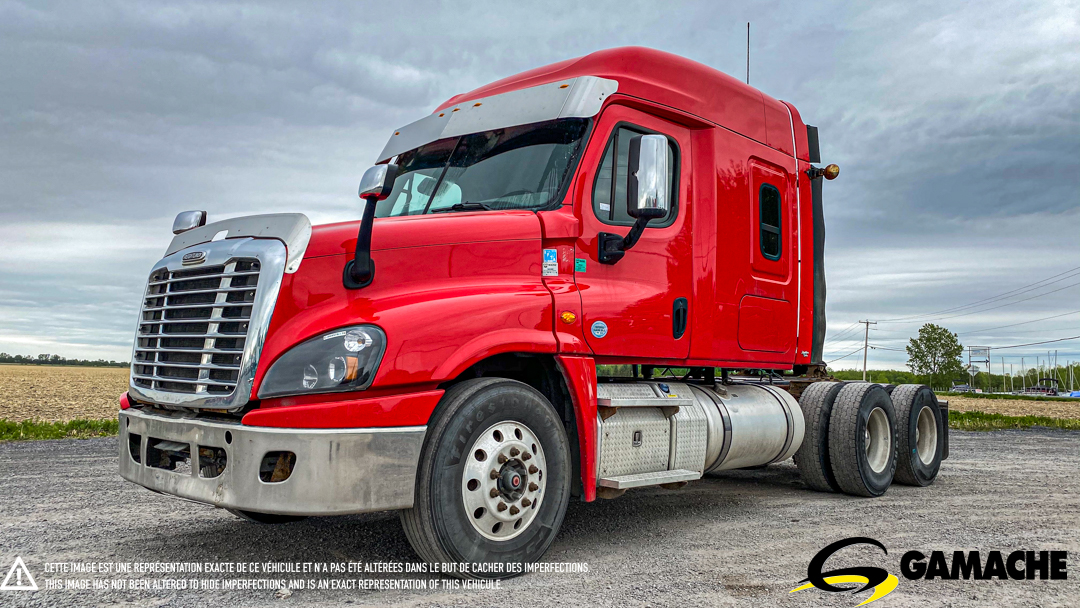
left=590, top=321, right=608, bottom=338
left=543, top=249, right=557, bottom=263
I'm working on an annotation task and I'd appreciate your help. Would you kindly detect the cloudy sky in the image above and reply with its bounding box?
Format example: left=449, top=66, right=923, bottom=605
left=1, top=0, right=1077, bottom=373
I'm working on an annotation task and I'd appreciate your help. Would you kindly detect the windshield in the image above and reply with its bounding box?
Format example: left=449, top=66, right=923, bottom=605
left=375, top=118, right=589, bottom=217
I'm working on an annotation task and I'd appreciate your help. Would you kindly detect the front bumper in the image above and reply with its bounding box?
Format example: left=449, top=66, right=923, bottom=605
left=119, top=408, right=426, bottom=516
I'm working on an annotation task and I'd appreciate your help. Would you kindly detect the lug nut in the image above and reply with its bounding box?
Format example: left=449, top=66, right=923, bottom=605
left=509, top=447, right=520, bottom=457
left=489, top=488, right=500, bottom=498
left=509, top=505, right=520, bottom=515
left=528, top=465, right=538, bottom=474
left=498, top=454, right=508, bottom=464
left=522, top=452, right=532, bottom=461
left=521, top=497, right=531, bottom=507
left=528, top=482, right=538, bottom=492
left=497, top=502, right=508, bottom=512
left=490, top=469, right=500, bottom=480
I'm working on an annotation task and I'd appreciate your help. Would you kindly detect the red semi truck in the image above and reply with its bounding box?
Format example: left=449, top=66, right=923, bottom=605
left=118, top=47, right=947, bottom=575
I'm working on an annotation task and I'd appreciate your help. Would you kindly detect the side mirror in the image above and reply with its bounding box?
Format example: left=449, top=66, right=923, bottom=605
left=627, top=134, right=669, bottom=220
left=172, top=210, right=207, bottom=235
left=598, top=134, right=669, bottom=264
left=358, top=164, right=398, bottom=201
left=346, top=164, right=398, bottom=289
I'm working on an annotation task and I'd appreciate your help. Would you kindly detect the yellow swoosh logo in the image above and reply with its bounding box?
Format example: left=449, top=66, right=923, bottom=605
left=790, top=574, right=899, bottom=606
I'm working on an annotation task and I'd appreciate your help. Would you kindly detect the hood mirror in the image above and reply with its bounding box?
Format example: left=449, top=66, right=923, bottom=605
left=345, top=164, right=398, bottom=289
left=172, top=210, right=207, bottom=235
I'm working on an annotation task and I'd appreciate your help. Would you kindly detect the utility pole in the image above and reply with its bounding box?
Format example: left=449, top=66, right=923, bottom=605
left=1010, top=363, right=1014, bottom=392
left=1021, top=357, right=1026, bottom=391
left=860, top=320, right=877, bottom=381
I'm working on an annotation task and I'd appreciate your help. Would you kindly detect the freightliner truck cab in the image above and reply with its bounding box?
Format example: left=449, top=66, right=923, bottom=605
left=119, top=47, right=947, bottom=575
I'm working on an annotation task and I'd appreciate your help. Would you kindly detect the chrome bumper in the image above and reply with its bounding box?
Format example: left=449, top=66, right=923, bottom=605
left=119, top=408, right=426, bottom=516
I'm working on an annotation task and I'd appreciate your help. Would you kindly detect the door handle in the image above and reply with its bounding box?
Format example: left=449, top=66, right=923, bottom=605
left=673, top=298, right=688, bottom=339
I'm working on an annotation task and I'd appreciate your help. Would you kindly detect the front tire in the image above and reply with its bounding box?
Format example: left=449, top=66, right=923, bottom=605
left=400, top=378, right=572, bottom=578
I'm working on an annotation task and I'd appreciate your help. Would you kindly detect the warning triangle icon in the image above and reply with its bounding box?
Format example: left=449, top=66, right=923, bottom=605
left=1, top=556, right=38, bottom=591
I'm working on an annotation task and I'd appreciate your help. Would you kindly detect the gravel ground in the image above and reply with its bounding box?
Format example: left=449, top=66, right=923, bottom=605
left=1, top=430, right=1077, bottom=607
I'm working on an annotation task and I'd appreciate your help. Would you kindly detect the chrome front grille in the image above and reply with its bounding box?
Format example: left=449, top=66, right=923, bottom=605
left=128, top=237, right=288, bottom=411
left=133, top=260, right=260, bottom=395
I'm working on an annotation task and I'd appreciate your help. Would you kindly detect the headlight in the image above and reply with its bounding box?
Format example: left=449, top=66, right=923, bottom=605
left=258, top=325, right=386, bottom=399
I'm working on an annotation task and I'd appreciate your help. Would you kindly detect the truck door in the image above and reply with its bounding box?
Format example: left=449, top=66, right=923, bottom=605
left=736, top=158, right=797, bottom=355
left=575, top=106, right=693, bottom=359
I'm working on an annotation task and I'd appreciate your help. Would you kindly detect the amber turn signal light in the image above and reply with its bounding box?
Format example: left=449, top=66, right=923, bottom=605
left=560, top=311, right=577, bottom=324
left=823, top=163, right=840, bottom=180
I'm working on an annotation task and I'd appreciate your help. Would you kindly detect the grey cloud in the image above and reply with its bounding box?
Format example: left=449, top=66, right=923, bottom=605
left=1, top=0, right=1078, bottom=368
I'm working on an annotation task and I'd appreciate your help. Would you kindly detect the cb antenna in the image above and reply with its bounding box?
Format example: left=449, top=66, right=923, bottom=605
left=746, top=22, right=750, bottom=84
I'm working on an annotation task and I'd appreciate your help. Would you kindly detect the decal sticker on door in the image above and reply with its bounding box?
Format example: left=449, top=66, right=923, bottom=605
left=542, top=248, right=558, bottom=277
left=590, top=321, right=608, bottom=338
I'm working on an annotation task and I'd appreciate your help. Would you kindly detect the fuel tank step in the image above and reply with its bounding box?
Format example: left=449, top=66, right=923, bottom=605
left=598, top=469, right=702, bottom=489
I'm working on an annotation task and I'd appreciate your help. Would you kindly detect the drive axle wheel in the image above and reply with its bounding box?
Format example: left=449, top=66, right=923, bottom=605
left=401, top=378, right=571, bottom=579
left=828, top=383, right=897, bottom=497
left=795, top=381, right=844, bottom=492
left=891, top=384, right=944, bottom=486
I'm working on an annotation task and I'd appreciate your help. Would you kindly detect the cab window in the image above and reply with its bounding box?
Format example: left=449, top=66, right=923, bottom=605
left=759, top=184, right=782, bottom=259
left=592, top=125, right=678, bottom=226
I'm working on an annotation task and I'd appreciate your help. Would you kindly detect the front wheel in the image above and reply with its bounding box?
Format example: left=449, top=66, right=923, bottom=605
left=400, top=378, right=572, bottom=579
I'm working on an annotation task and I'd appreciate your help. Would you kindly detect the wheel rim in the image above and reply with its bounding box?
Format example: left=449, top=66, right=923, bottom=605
left=461, top=420, right=547, bottom=541
left=865, top=407, right=891, bottom=474
left=915, top=406, right=937, bottom=465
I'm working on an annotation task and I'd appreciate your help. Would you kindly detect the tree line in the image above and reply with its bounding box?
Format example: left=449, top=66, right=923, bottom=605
left=0, top=353, right=129, bottom=368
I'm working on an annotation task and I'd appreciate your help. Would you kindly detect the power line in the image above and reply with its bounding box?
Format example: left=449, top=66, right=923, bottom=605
left=877, top=266, right=1080, bottom=323
left=992, top=335, right=1080, bottom=350
left=880, top=280, right=1080, bottom=325
left=826, top=345, right=865, bottom=365
left=956, top=310, right=1080, bottom=336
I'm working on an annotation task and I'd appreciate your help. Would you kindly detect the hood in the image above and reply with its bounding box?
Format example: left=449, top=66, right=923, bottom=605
left=303, top=209, right=543, bottom=259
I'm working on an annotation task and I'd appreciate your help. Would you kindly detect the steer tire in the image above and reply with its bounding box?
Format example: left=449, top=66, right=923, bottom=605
left=891, top=384, right=945, bottom=486
left=794, top=381, right=844, bottom=492
left=828, top=383, right=897, bottom=497
left=400, top=377, right=572, bottom=579
left=227, top=509, right=307, bottom=524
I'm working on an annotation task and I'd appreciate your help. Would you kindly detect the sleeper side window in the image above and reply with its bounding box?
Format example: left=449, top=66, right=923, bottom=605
left=591, top=125, right=678, bottom=227
left=759, top=184, right=782, bottom=260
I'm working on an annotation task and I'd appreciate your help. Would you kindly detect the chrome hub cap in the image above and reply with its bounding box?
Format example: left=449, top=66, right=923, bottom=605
left=916, top=406, right=937, bottom=465
left=461, top=420, right=547, bottom=541
left=865, top=407, right=891, bottom=474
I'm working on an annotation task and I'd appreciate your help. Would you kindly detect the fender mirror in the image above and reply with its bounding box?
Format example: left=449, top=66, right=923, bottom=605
left=598, top=134, right=669, bottom=264
left=345, top=164, right=398, bottom=289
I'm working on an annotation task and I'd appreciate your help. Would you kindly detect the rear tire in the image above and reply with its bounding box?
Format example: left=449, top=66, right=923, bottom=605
left=227, top=509, right=307, bottom=524
left=891, top=384, right=944, bottom=486
left=400, top=378, right=572, bottom=579
left=828, top=383, right=897, bottom=497
left=795, top=381, right=844, bottom=492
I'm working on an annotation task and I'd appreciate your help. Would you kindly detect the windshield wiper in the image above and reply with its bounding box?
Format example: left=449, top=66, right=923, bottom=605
left=430, top=202, right=493, bottom=213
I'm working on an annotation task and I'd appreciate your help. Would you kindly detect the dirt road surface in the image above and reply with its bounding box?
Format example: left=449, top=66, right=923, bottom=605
left=1, top=429, right=1077, bottom=607
left=942, top=394, right=1080, bottom=419
left=0, top=365, right=127, bottom=422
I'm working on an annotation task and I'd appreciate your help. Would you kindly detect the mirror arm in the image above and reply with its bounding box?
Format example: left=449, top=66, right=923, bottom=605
left=343, top=196, right=379, bottom=289
left=598, top=215, right=654, bottom=265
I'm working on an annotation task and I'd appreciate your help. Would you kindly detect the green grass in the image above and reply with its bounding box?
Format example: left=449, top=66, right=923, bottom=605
left=949, top=410, right=1080, bottom=432
left=936, top=391, right=1077, bottom=402
left=0, top=418, right=119, bottom=441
